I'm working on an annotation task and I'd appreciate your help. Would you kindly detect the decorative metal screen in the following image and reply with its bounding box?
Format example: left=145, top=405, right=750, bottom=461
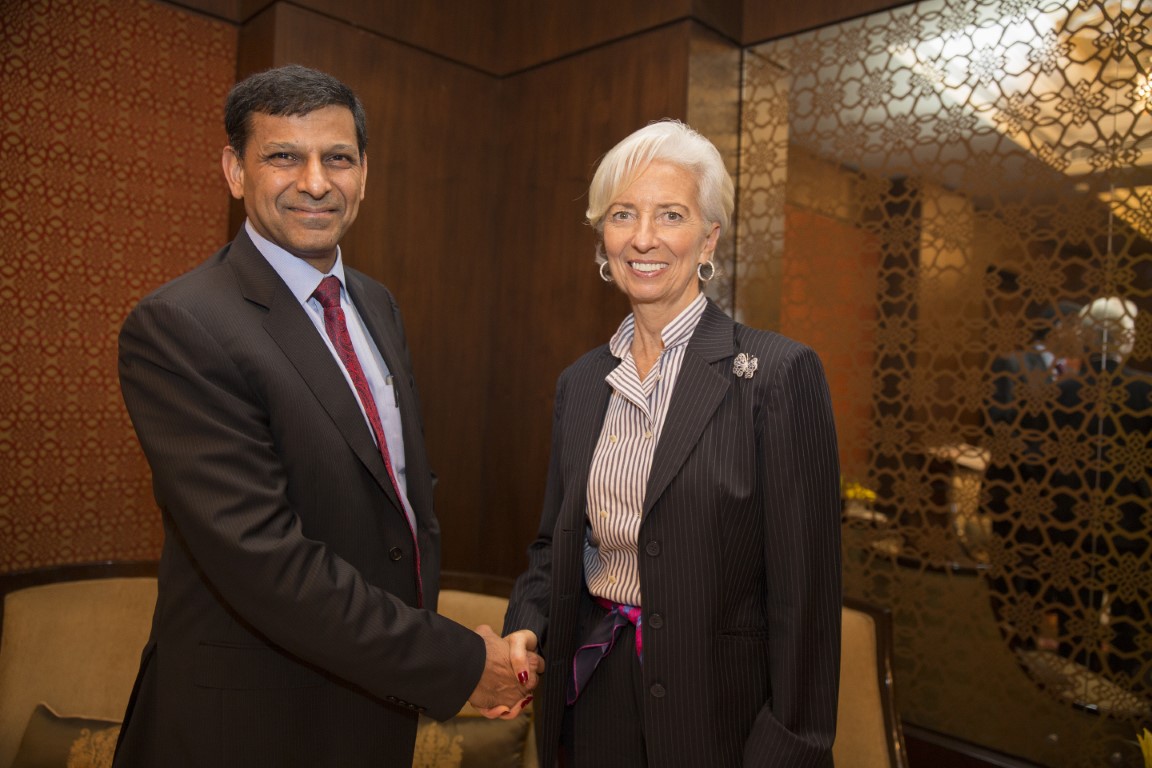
left=738, top=1, right=1151, bottom=765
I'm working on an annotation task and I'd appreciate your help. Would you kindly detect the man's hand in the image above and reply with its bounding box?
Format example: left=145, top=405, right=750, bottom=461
left=468, top=626, right=544, bottom=719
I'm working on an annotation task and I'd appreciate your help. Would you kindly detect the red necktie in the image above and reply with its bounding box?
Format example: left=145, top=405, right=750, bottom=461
left=312, top=276, right=422, bottom=606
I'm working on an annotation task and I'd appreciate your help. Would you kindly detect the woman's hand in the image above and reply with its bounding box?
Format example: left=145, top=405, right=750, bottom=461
left=475, top=629, right=543, bottom=720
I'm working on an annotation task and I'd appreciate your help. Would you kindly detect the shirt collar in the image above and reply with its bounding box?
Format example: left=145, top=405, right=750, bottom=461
left=245, top=219, right=348, bottom=302
left=608, top=293, right=708, bottom=360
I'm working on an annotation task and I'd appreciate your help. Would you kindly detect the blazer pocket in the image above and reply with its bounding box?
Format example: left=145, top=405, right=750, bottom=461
left=195, top=642, right=325, bottom=690
left=715, top=631, right=772, bottom=736
left=718, top=627, right=769, bottom=639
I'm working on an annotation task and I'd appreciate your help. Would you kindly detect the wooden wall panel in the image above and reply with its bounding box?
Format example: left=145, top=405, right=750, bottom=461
left=164, top=0, right=273, bottom=23
left=282, top=0, right=740, bottom=75
left=173, top=0, right=739, bottom=75
left=168, top=0, right=498, bottom=69
left=238, top=4, right=502, bottom=572
left=288, top=0, right=501, bottom=73
left=498, top=1, right=704, bottom=74
left=232, top=4, right=275, bottom=94
left=691, top=0, right=742, bottom=42
left=483, top=23, right=696, bottom=578
left=742, top=0, right=910, bottom=44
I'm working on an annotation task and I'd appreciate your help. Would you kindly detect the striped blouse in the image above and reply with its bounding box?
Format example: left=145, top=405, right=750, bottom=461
left=583, top=293, right=708, bottom=606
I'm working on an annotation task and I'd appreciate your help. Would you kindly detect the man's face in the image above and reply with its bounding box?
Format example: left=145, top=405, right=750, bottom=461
left=223, top=105, right=366, bottom=272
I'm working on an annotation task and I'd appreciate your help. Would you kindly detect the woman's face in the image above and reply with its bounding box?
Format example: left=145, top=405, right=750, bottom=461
left=602, top=161, right=720, bottom=315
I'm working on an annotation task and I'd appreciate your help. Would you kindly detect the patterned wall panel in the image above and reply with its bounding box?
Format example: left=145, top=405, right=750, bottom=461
left=0, top=0, right=237, bottom=571
left=741, top=1, right=1150, bottom=765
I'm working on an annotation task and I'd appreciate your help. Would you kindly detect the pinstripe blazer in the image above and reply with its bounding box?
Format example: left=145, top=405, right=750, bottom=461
left=506, top=300, right=842, bottom=768
left=114, top=228, right=485, bottom=768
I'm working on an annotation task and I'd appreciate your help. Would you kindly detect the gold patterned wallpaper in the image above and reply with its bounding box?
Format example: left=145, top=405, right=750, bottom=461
left=739, top=1, right=1150, bottom=765
left=0, top=0, right=237, bottom=571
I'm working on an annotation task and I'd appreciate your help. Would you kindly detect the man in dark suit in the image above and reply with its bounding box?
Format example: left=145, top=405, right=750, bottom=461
left=114, top=65, right=537, bottom=767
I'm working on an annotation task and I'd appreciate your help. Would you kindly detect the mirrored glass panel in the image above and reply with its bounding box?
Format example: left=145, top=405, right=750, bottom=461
left=739, top=1, right=1151, bottom=765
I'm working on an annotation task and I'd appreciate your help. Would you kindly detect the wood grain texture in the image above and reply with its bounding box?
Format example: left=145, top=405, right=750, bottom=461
left=169, top=0, right=915, bottom=68
left=496, top=0, right=697, bottom=74
left=741, top=0, right=910, bottom=44
left=173, top=0, right=741, bottom=74
left=164, top=0, right=274, bottom=23
left=289, top=0, right=501, bottom=72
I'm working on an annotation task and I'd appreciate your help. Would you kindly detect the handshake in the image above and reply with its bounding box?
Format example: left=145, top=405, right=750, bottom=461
left=467, top=626, right=544, bottom=720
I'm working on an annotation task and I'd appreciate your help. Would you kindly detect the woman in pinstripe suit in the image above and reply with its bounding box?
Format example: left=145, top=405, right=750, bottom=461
left=501, top=120, right=843, bottom=767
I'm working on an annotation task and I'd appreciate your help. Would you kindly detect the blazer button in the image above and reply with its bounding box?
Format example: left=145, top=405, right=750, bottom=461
left=389, top=547, right=404, bottom=561
left=648, top=613, right=664, bottom=629
left=650, top=683, right=666, bottom=698
left=645, top=540, right=661, bottom=557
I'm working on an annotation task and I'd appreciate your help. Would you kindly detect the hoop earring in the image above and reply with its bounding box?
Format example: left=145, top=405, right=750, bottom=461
left=697, top=260, right=715, bottom=283
left=599, top=262, right=614, bottom=283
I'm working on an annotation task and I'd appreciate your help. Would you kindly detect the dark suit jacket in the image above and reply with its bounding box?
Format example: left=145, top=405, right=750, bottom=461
left=114, top=228, right=484, bottom=768
left=505, top=300, right=842, bottom=767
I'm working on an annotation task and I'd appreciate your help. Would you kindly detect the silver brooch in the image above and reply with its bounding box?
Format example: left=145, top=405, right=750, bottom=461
left=733, top=352, right=758, bottom=379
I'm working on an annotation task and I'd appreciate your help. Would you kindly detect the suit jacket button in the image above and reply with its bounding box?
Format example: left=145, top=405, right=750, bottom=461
left=648, top=612, right=664, bottom=629
left=650, top=683, right=666, bottom=698
left=389, top=547, right=404, bottom=561
left=645, top=540, right=661, bottom=557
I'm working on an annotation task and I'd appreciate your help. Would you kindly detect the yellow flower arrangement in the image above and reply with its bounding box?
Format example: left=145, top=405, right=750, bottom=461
left=840, top=478, right=877, bottom=503
left=1138, top=727, right=1151, bottom=767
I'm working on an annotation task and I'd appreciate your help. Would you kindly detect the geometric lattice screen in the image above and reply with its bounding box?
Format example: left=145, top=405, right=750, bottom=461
left=739, top=2, right=1150, bottom=765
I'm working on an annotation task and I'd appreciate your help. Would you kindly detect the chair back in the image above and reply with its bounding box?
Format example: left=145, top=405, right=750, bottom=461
left=834, top=598, right=909, bottom=768
left=0, top=561, right=157, bottom=766
left=428, top=571, right=537, bottom=768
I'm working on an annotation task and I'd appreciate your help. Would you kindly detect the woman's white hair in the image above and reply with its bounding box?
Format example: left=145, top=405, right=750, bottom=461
left=586, top=120, right=734, bottom=252
left=1080, top=296, right=1138, bottom=359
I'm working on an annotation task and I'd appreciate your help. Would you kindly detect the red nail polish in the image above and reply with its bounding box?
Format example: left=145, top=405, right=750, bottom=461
left=521, top=696, right=534, bottom=707
left=518, top=670, right=529, bottom=685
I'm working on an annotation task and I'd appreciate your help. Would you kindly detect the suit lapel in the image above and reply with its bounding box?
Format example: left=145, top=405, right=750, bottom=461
left=227, top=230, right=403, bottom=512
left=643, top=301, right=734, bottom=515
left=344, top=270, right=435, bottom=523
